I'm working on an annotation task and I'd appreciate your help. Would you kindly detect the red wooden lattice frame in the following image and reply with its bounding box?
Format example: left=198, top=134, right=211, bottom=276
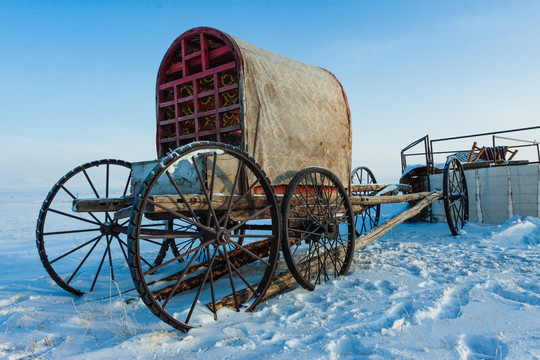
left=156, top=27, right=243, bottom=157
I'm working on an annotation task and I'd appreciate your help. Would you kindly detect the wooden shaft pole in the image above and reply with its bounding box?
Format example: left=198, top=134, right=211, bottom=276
left=350, top=192, right=434, bottom=206
left=354, top=192, right=441, bottom=251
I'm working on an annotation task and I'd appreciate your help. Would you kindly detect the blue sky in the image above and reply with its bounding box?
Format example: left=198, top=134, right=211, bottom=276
left=1, top=1, right=539, bottom=188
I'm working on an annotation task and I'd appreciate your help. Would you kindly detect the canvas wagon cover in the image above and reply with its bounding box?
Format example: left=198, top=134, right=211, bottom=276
left=157, top=27, right=352, bottom=186
left=232, top=36, right=352, bottom=186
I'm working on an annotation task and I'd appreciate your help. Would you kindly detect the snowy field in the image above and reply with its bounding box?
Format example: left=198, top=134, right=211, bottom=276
left=0, top=188, right=539, bottom=359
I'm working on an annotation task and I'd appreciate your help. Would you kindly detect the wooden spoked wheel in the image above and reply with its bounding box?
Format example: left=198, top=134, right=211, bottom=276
left=127, top=142, right=280, bottom=331
left=281, top=167, right=355, bottom=291
left=443, top=156, right=469, bottom=235
left=350, top=166, right=380, bottom=236
left=36, top=159, right=138, bottom=295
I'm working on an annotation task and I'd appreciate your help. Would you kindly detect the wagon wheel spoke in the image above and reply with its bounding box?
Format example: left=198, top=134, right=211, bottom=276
left=228, top=239, right=271, bottom=267
left=82, top=169, right=100, bottom=198
left=282, top=167, right=355, bottom=290
left=36, top=159, right=132, bottom=296
left=47, top=208, right=101, bottom=226
left=207, top=247, right=217, bottom=319
left=165, top=171, right=198, bottom=220
left=161, top=248, right=201, bottom=309
left=293, top=192, right=326, bottom=228
left=219, top=243, right=239, bottom=311
left=216, top=247, right=258, bottom=297
left=127, top=143, right=280, bottom=331
left=123, top=170, right=132, bottom=197
left=43, top=228, right=101, bottom=236
left=229, top=205, right=272, bottom=232
left=143, top=239, right=214, bottom=276
left=219, top=172, right=260, bottom=227
left=89, top=235, right=114, bottom=292
left=220, top=160, right=243, bottom=225
left=106, top=235, right=115, bottom=282
left=49, top=234, right=102, bottom=264
left=192, top=157, right=221, bottom=228
left=116, top=236, right=155, bottom=269
left=146, top=198, right=217, bottom=234
left=114, top=234, right=129, bottom=264
left=350, top=166, right=380, bottom=236
left=185, top=249, right=219, bottom=325
left=60, top=185, right=103, bottom=224
left=67, top=235, right=104, bottom=285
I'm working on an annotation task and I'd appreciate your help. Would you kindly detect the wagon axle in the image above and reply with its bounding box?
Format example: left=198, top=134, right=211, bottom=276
left=99, top=221, right=124, bottom=237
left=215, top=228, right=232, bottom=245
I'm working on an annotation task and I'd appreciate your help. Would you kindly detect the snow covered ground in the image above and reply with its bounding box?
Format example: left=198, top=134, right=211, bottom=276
left=0, top=189, right=539, bottom=359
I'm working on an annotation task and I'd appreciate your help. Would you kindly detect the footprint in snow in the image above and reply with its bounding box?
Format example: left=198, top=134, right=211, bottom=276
left=326, top=334, right=374, bottom=358
left=0, top=293, right=31, bottom=307
left=405, top=263, right=424, bottom=277
left=375, top=280, right=399, bottom=296
left=359, top=280, right=378, bottom=292
left=364, top=300, right=415, bottom=332
left=415, top=285, right=471, bottom=321
left=457, top=333, right=507, bottom=360
left=491, top=284, right=540, bottom=306
left=517, top=281, right=540, bottom=295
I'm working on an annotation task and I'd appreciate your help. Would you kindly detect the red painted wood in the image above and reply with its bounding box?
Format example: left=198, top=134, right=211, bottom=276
left=156, top=27, right=243, bottom=157
left=201, top=34, right=209, bottom=71
left=158, top=62, right=236, bottom=91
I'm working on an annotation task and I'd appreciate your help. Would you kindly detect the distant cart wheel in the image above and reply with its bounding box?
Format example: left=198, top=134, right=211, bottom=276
left=281, top=167, right=355, bottom=291
left=351, top=166, right=380, bottom=236
left=36, top=159, right=134, bottom=296
left=128, top=142, right=280, bottom=332
left=443, top=156, right=469, bottom=235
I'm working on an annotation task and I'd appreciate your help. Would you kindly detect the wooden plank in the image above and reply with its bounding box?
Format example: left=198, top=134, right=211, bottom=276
left=114, top=206, right=132, bottom=220
left=354, top=192, right=442, bottom=251
left=73, top=197, right=134, bottom=212
left=78, top=189, right=428, bottom=220
left=145, top=194, right=270, bottom=212
left=349, top=183, right=412, bottom=194
left=350, top=192, right=433, bottom=206
left=349, top=184, right=389, bottom=192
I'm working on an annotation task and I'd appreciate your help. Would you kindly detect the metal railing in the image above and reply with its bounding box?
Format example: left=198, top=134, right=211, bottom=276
left=401, top=126, right=540, bottom=175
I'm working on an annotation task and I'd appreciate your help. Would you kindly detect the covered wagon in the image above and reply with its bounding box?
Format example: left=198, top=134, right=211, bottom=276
left=36, top=27, right=467, bottom=332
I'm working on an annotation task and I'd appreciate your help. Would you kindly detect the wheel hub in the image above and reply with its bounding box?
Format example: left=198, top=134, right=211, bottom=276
left=100, top=220, right=122, bottom=236
left=216, top=228, right=231, bottom=245
left=325, top=219, right=338, bottom=240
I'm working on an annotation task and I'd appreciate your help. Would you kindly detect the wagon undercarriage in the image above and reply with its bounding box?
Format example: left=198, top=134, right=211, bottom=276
left=37, top=142, right=467, bottom=331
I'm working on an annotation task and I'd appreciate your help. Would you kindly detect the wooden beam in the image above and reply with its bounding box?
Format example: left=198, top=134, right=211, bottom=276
left=76, top=183, right=414, bottom=216
left=349, top=184, right=389, bottom=192
left=350, top=192, right=433, bottom=206
left=349, top=183, right=411, bottom=194
left=354, top=192, right=441, bottom=251
left=114, top=206, right=132, bottom=220
left=73, top=197, right=134, bottom=212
